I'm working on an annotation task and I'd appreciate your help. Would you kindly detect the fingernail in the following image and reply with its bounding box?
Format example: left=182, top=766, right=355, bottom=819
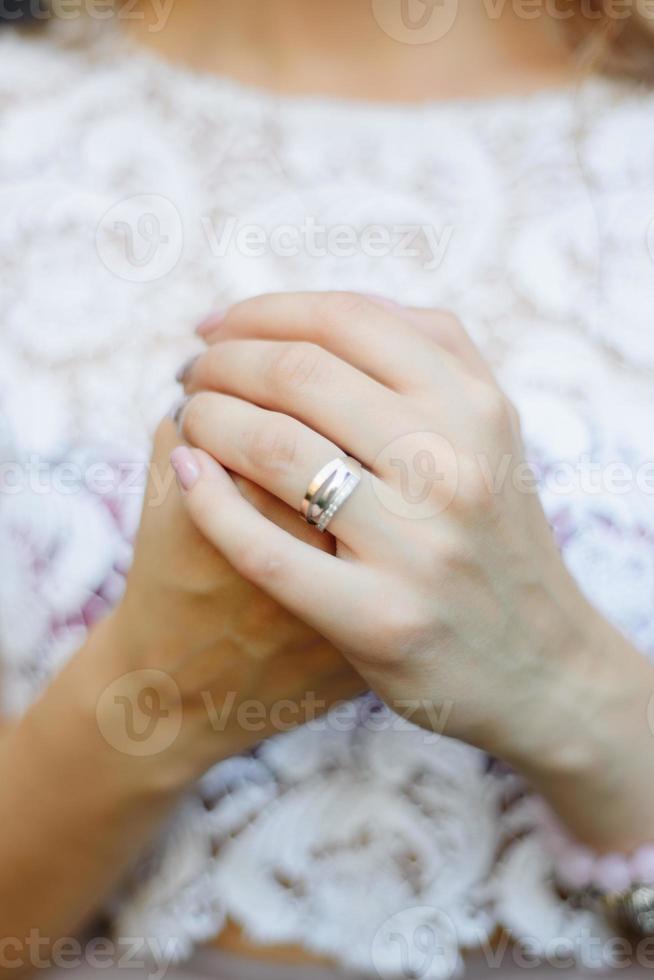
left=365, top=294, right=401, bottom=309
left=170, top=446, right=200, bottom=492
left=196, top=310, right=227, bottom=337
left=175, top=354, right=199, bottom=385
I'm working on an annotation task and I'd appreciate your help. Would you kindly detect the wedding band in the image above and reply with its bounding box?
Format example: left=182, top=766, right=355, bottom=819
left=315, top=471, right=360, bottom=532
left=301, top=456, right=361, bottom=532
left=306, top=460, right=352, bottom=522
left=301, top=457, right=348, bottom=523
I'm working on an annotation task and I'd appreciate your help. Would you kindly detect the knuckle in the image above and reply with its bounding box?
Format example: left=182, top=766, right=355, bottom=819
left=439, top=313, right=469, bottom=353
left=243, top=416, right=298, bottom=473
left=312, top=291, right=370, bottom=329
left=414, top=310, right=470, bottom=360
left=474, top=383, right=512, bottom=431
left=235, top=538, right=285, bottom=585
left=470, top=464, right=510, bottom=519
left=220, top=292, right=281, bottom=336
left=430, top=535, right=464, bottom=581
left=266, top=341, right=329, bottom=393
left=377, top=596, right=431, bottom=657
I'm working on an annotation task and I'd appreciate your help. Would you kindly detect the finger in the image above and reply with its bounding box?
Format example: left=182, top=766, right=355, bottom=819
left=232, top=473, right=336, bottom=553
left=172, top=447, right=373, bottom=646
left=151, top=420, right=328, bottom=553
left=183, top=339, right=411, bottom=469
left=196, top=292, right=457, bottom=393
left=406, top=308, right=495, bottom=382
left=180, top=392, right=393, bottom=557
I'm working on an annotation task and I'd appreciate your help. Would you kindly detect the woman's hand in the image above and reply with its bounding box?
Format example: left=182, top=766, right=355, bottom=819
left=0, top=411, right=365, bottom=956
left=105, top=416, right=365, bottom=784
left=176, top=292, right=587, bottom=753
left=175, top=292, right=654, bottom=848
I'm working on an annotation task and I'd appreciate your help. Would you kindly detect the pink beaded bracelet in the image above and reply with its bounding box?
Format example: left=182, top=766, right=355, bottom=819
left=537, top=805, right=654, bottom=894
left=555, top=842, right=654, bottom=894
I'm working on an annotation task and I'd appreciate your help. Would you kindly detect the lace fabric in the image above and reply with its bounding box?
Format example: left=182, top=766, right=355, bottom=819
left=1, top=18, right=654, bottom=977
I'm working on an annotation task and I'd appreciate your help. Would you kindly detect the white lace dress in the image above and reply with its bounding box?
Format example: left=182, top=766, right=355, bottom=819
left=2, top=17, right=654, bottom=979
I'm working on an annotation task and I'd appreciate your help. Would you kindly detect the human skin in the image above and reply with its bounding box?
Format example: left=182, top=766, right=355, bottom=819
left=1, top=1, right=651, bottom=971
left=0, top=421, right=364, bottom=971
left=123, top=0, right=577, bottom=102
left=178, top=293, right=654, bottom=853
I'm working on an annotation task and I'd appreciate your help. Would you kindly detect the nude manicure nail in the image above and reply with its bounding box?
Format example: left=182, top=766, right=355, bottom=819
left=170, top=446, right=200, bottom=492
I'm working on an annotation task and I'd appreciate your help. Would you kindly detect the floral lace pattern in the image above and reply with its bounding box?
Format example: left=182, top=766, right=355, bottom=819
left=1, top=19, right=654, bottom=977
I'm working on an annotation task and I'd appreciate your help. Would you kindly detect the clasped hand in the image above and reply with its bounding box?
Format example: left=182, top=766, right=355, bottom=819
left=174, top=292, right=605, bottom=768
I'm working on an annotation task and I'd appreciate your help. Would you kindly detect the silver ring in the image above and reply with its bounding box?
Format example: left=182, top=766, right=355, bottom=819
left=300, top=457, right=347, bottom=523
left=301, top=456, right=361, bottom=532
left=307, top=461, right=353, bottom=523
left=316, top=471, right=360, bottom=532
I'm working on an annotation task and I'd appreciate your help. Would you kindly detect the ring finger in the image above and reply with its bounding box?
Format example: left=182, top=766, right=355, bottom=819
left=180, top=392, right=397, bottom=558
